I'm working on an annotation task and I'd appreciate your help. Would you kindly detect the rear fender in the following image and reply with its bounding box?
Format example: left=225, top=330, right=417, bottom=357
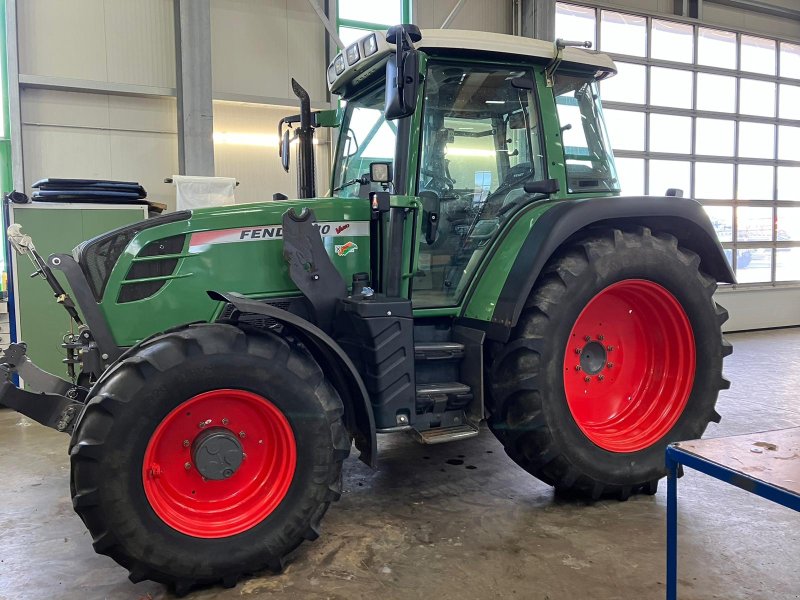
left=208, top=291, right=377, bottom=467
left=464, top=196, right=734, bottom=342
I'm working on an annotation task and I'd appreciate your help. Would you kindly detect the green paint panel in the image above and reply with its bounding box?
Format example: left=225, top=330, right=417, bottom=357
left=10, top=205, right=147, bottom=378
left=99, top=198, right=372, bottom=346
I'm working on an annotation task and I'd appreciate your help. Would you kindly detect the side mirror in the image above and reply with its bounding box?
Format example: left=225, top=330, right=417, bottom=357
left=369, top=162, right=393, bottom=184
left=280, top=129, right=291, bottom=173
left=385, top=50, right=420, bottom=120
left=523, top=178, right=560, bottom=195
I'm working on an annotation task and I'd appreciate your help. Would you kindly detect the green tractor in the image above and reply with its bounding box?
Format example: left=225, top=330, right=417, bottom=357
left=2, top=25, right=732, bottom=593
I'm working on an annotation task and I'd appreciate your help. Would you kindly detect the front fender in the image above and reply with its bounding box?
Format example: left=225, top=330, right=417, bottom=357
left=462, top=196, right=734, bottom=341
left=208, top=291, right=377, bottom=468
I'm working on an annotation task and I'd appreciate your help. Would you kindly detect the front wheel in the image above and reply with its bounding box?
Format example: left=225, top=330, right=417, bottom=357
left=488, top=228, right=731, bottom=499
left=69, top=324, right=350, bottom=594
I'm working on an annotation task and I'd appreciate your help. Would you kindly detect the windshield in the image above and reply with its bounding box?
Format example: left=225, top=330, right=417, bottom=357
left=553, top=75, right=619, bottom=193
left=332, top=85, right=397, bottom=198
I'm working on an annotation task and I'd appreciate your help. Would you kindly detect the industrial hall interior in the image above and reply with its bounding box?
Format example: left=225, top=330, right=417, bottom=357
left=0, top=0, right=798, bottom=599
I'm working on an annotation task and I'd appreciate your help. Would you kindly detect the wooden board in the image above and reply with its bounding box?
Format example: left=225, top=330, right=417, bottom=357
left=675, top=428, right=800, bottom=496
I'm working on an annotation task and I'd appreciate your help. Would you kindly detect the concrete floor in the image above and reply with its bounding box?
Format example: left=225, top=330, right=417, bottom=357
left=1, top=328, right=799, bottom=600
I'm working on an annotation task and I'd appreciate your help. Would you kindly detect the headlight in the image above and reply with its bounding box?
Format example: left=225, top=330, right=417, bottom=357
left=364, top=33, right=378, bottom=56
left=346, top=42, right=360, bottom=66
left=333, top=54, right=345, bottom=75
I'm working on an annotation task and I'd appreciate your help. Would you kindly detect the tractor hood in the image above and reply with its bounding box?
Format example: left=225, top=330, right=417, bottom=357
left=73, top=198, right=372, bottom=346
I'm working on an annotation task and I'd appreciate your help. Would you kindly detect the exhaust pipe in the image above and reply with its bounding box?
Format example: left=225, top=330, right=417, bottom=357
left=292, top=79, right=316, bottom=199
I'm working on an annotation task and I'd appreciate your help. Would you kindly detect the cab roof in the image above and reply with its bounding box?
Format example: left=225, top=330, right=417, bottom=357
left=328, top=28, right=617, bottom=96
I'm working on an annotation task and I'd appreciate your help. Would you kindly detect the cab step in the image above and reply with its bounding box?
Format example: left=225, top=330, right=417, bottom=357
left=414, top=341, right=465, bottom=361
left=415, top=381, right=473, bottom=413
left=411, top=422, right=479, bottom=445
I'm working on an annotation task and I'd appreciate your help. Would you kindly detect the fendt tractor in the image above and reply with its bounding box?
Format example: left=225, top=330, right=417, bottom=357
left=1, top=25, right=732, bottom=593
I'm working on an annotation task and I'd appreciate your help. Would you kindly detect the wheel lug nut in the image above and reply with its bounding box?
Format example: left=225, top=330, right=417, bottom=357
left=598, top=334, right=604, bottom=341
left=598, top=375, right=605, bottom=381
left=239, top=431, right=246, bottom=439
left=575, top=348, right=582, bottom=354
left=584, top=376, right=591, bottom=383
left=607, top=362, right=614, bottom=368
left=584, top=335, right=591, bottom=342
left=222, top=418, right=229, bottom=426
left=574, top=365, right=581, bottom=371
left=184, top=462, right=191, bottom=470
left=182, top=439, right=190, bottom=448
left=607, top=346, right=614, bottom=352
left=199, top=419, right=212, bottom=429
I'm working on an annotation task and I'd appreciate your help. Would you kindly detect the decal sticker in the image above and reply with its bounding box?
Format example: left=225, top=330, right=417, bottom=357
left=188, top=221, right=368, bottom=253
left=335, top=242, right=358, bottom=257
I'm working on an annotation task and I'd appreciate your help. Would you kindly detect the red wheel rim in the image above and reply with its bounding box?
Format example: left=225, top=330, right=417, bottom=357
left=142, top=389, right=296, bottom=538
left=562, top=279, right=696, bottom=453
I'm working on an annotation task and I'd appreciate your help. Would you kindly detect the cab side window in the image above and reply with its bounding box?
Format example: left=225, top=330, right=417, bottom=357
left=414, top=62, right=545, bottom=307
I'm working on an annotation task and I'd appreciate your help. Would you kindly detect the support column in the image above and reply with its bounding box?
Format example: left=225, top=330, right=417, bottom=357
left=6, top=0, right=24, bottom=190
left=174, top=0, right=215, bottom=176
left=520, top=0, right=555, bottom=42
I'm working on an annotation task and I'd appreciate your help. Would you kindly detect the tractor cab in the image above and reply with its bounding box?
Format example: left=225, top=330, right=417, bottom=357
left=312, top=26, right=620, bottom=308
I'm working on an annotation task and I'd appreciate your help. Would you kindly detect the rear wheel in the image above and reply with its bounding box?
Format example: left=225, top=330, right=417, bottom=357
left=488, top=228, right=731, bottom=499
left=69, top=323, right=349, bottom=594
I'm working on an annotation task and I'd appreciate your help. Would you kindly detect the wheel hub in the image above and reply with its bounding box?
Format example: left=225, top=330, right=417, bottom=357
left=579, top=341, right=607, bottom=375
left=192, top=427, right=244, bottom=480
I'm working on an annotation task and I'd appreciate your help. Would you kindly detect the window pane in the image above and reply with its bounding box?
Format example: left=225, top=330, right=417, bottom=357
left=339, top=26, right=369, bottom=47
left=696, top=73, right=736, bottom=113
left=649, top=160, right=690, bottom=196
left=604, top=109, right=644, bottom=151
left=695, top=118, right=735, bottom=156
left=777, top=248, right=800, bottom=281
left=740, top=35, right=776, bottom=75
left=614, top=157, right=644, bottom=195
left=649, top=114, right=691, bottom=154
left=737, top=206, right=773, bottom=241
left=599, top=62, right=646, bottom=103
left=739, top=79, right=775, bottom=117
left=339, top=0, right=401, bottom=25
left=600, top=11, right=646, bottom=56
left=651, top=19, right=693, bottom=63
left=695, top=163, right=734, bottom=199
left=737, top=164, right=774, bottom=200
left=736, top=248, right=772, bottom=283
left=780, top=42, right=800, bottom=79
left=738, top=122, right=774, bottom=160
left=704, top=206, right=733, bottom=242
left=777, top=207, right=800, bottom=241
left=698, top=28, right=736, bottom=69
left=779, top=85, right=800, bottom=120
left=651, top=67, right=692, bottom=108
left=778, top=126, right=800, bottom=161
left=556, top=3, right=596, bottom=47
left=777, top=167, right=800, bottom=201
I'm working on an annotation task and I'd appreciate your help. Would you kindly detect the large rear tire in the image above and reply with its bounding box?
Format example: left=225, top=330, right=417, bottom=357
left=69, top=323, right=349, bottom=594
left=487, top=228, right=731, bottom=499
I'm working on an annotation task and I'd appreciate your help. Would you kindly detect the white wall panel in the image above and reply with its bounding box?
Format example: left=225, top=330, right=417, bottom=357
left=104, top=0, right=176, bottom=87
left=18, top=0, right=175, bottom=86
left=21, top=89, right=178, bottom=210
left=210, top=0, right=328, bottom=103
left=18, top=0, right=108, bottom=81
left=718, top=288, right=800, bottom=332
left=413, top=0, right=512, bottom=33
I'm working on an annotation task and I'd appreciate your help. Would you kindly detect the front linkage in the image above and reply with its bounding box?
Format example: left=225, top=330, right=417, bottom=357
left=0, top=225, right=103, bottom=433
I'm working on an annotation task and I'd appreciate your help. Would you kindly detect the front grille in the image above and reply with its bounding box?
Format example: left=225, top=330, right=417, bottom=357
left=117, top=234, right=187, bottom=303
left=74, top=210, right=190, bottom=302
